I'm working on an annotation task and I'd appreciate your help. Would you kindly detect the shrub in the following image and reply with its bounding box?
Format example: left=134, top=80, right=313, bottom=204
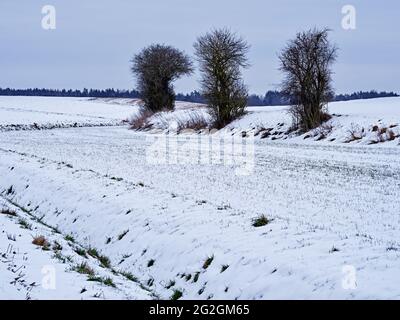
left=32, top=235, right=50, bottom=250
left=279, top=28, right=337, bottom=132
left=194, top=28, right=250, bottom=128
left=131, top=44, right=193, bottom=112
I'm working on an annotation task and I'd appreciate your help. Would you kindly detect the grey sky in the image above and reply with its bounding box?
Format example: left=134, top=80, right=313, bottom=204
left=1, top=0, right=399, bottom=94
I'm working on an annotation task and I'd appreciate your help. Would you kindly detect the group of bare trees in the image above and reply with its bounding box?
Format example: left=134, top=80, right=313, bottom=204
left=131, top=27, right=337, bottom=132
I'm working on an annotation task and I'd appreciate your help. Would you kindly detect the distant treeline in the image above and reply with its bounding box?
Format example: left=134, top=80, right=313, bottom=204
left=0, top=88, right=398, bottom=106
left=334, top=91, right=399, bottom=101
left=0, top=88, right=141, bottom=99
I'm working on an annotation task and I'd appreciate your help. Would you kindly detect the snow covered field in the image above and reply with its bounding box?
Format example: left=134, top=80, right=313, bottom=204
left=0, top=96, right=138, bottom=130
left=0, top=96, right=399, bottom=299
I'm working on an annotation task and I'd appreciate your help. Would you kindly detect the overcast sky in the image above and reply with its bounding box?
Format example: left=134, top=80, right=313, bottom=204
left=1, top=0, right=399, bottom=94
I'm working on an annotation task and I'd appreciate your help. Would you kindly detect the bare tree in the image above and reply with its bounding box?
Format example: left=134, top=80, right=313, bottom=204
left=279, top=28, right=338, bottom=132
left=194, top=28, right=250, bottom=128
left=131, top=44, right=193, bottom=112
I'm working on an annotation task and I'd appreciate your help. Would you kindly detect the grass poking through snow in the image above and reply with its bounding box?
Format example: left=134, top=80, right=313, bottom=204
left=252, top=214, right=271, bottom=227
left=221, top=265, right=229, bottom=273
left=88, top=275, right=116, bottom=287
left=18, top=218, right=32, bottom=230
left=203, top=255, right=214, bottom=269
left=120, top=271, right=138, bottom=282
left=74, top=247, right=87, bottom=258
left=73, top=262, right=95, bottom=276
left=171, top=289, right=183, bottom=300
left=87, top=247, right=111, bottom=268
left=64, top=234, right=75, bottom=242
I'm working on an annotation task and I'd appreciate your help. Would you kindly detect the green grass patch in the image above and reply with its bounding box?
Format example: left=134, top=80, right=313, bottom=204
left=74, top=247, right=87, bottom=258
left=65, top=234, right=75, bottom=242
left=120, top=271, right=138, bottom=282
left=73, top=262, right=95, bottom=276
left=18, top=218, right=32, bottom=230
left=171, top=289, right=183, bottom=300
left=98, top=255, right=111, bottom=268
left=88, top=275, right=116, bottom=287
left=252, top=214, right=271, bottom=227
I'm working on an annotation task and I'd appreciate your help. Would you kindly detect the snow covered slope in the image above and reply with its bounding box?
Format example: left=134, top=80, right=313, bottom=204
left=1, top=96, right=399, bottom=146
left=228, top=98, right=400, bottom=145
left=0, top=197, right=152, bottom=300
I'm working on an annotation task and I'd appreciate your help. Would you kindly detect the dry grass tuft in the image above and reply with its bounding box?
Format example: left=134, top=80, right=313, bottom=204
left=177, top=111, right=209, bottom=133
left=129, top=108, right=154, bottom=130
left=32, top=235, right=50, bottom=249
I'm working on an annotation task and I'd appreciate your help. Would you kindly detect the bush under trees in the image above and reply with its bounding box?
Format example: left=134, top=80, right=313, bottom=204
left=194, top=28, right=250, bottom=128
left=279, top=28, right=338, bottom=132
left=131, top=44, right=193, bottom=113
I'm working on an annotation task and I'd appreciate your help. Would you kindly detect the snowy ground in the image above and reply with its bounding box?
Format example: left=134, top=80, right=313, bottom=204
left=0, top=96, right=399, bottom=299
left=0, top=197, right=152, bottom=300
left=0, top=96, right=138, bottom=131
